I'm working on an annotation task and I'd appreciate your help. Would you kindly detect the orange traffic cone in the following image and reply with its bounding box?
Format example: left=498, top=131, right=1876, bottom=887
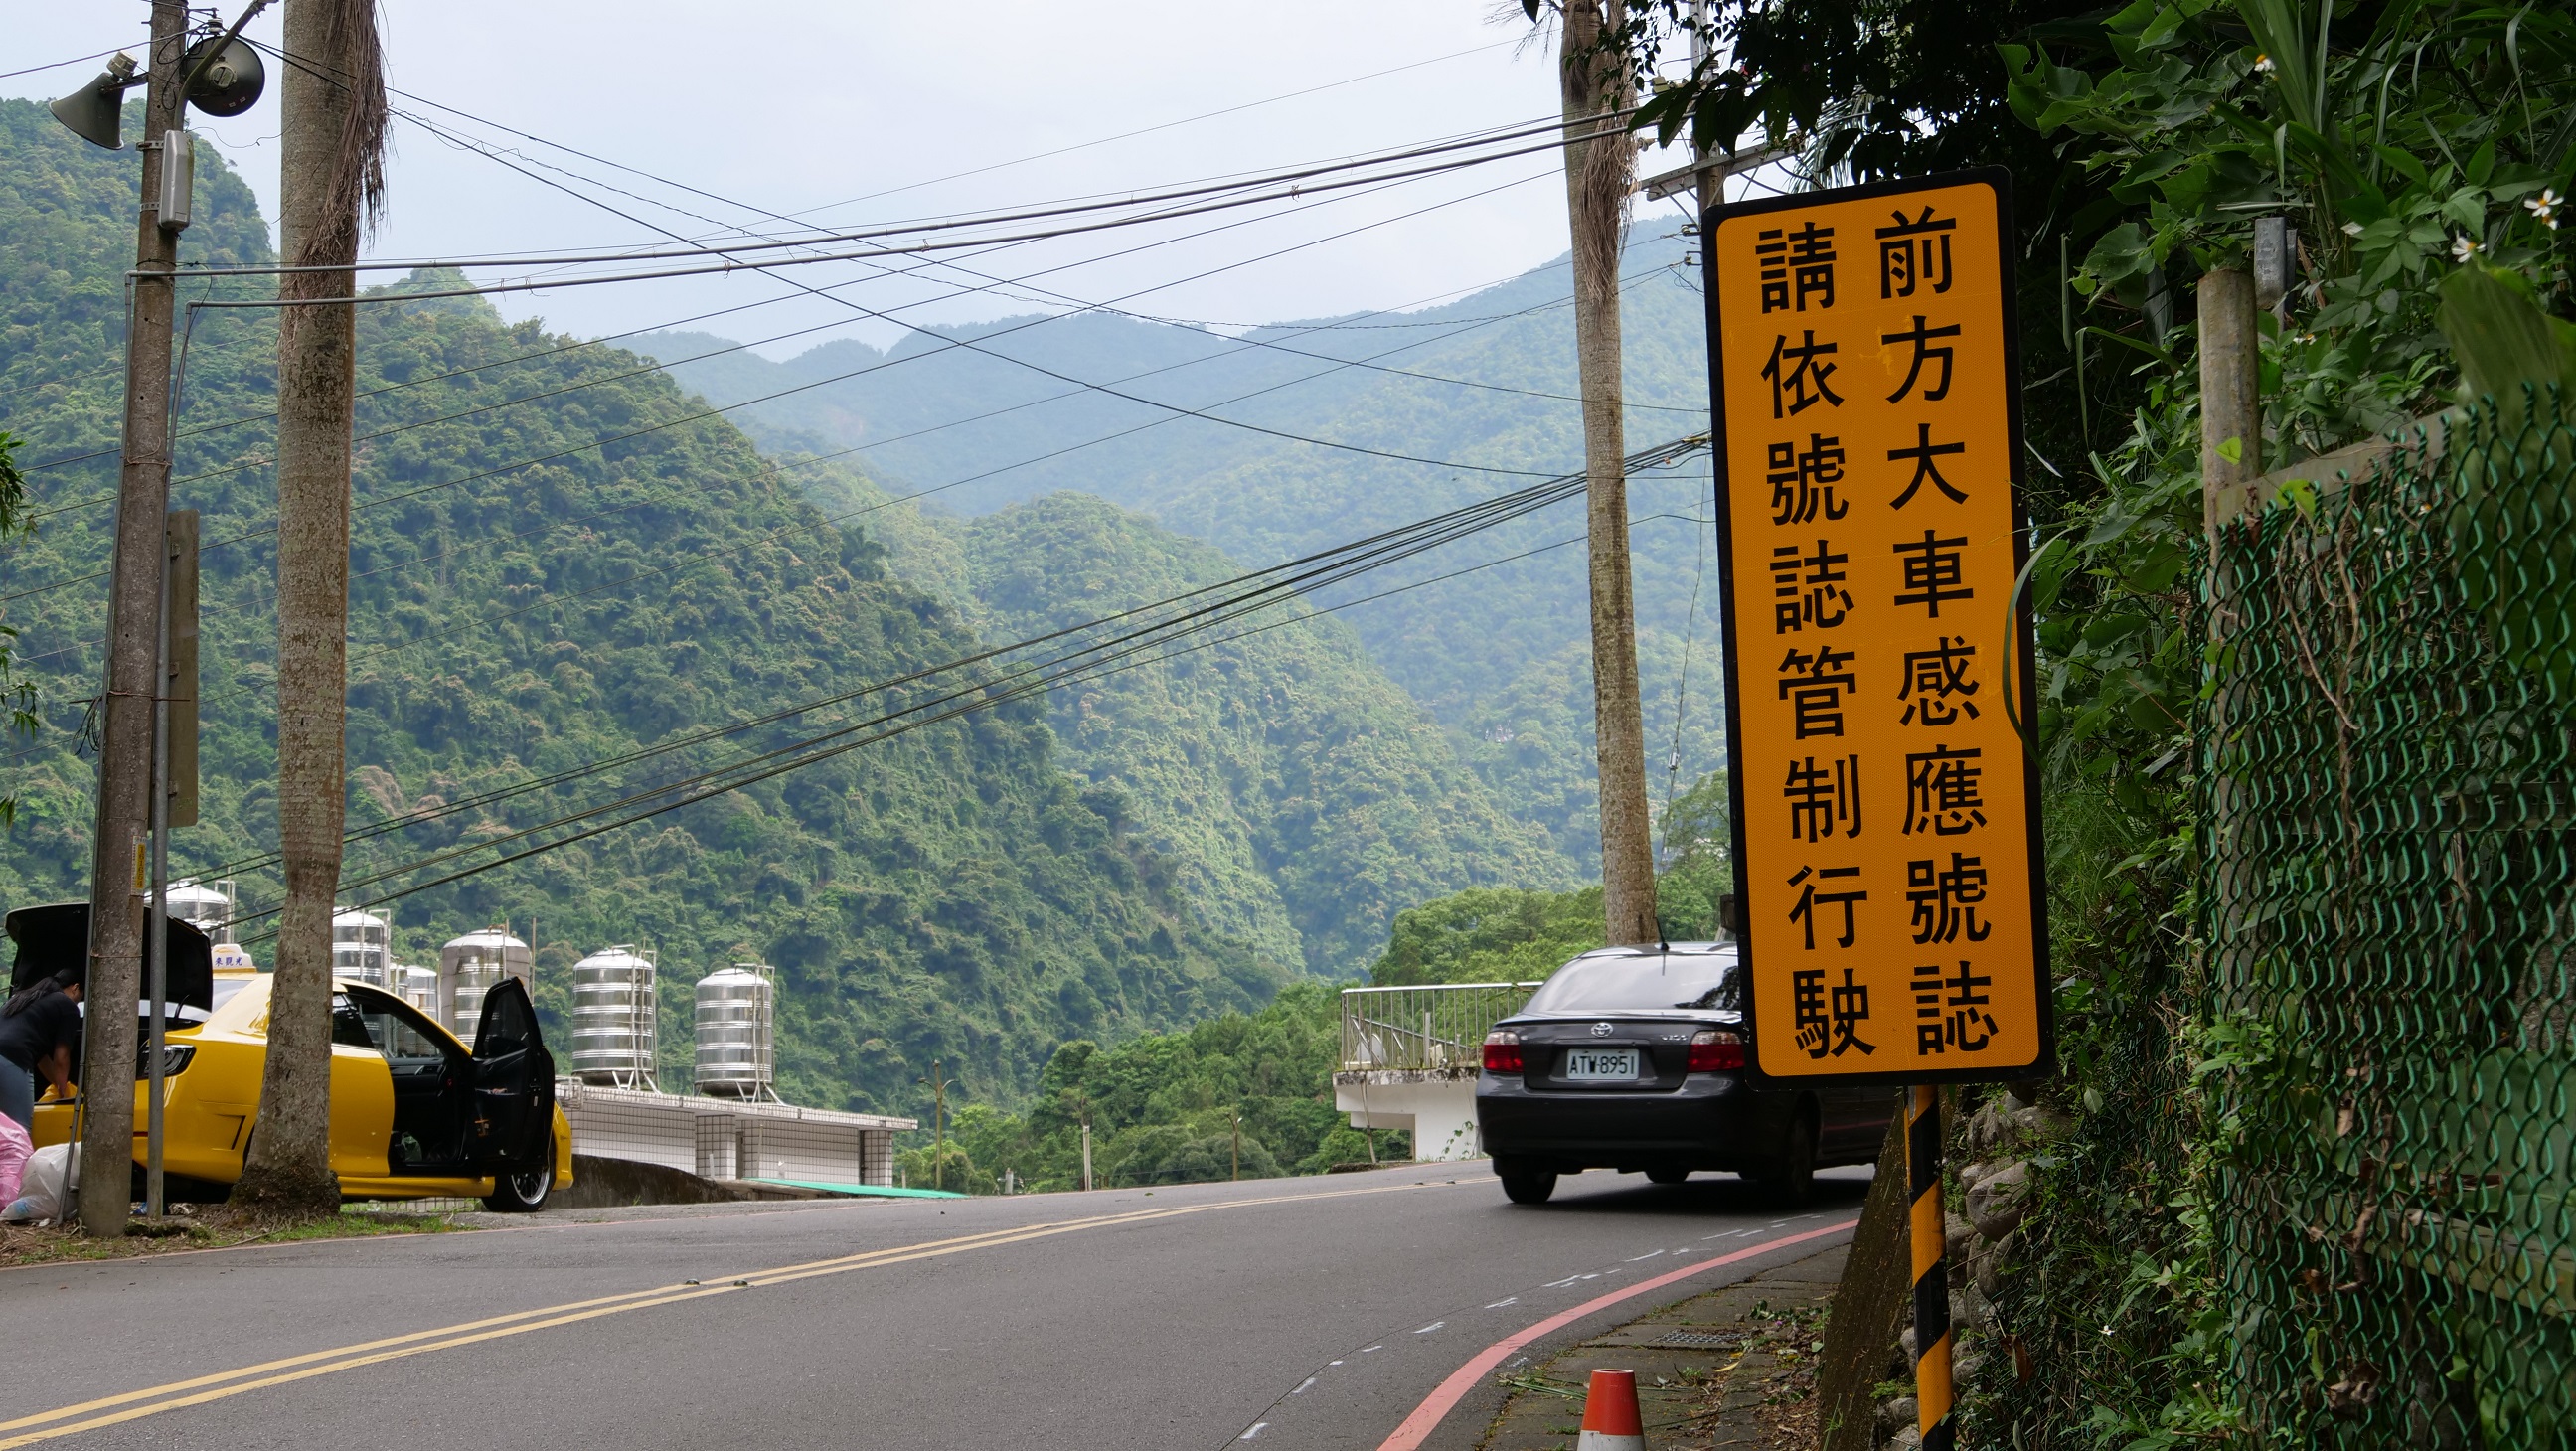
left=1575, top=1368, right=1645, bottom=1450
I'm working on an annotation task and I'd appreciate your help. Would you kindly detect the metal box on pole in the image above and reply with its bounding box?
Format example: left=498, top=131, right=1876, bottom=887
left=156, top=129, right=192, bottom=232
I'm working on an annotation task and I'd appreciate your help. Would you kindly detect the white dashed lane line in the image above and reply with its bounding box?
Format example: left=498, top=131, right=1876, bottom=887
left=1219, top=1203, right=1848, bottom=1448
left=1223, top=1249, right=1693, bottom=1443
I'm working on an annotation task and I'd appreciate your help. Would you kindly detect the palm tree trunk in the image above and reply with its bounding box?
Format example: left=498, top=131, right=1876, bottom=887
left=230, top=0, right=384, bottom=1217
left=1560, top=0, right=1659, bottom=945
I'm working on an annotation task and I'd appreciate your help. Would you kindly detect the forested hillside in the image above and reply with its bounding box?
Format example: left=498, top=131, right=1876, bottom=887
left=902, top=981, right=1386, bottom=1194
left=825, top=478, right=1570, bottom=976
left=638, top=232, right=1726, bottom=871
left=0, top=100, right=1285, bottom=1117
left=907, top=780, right=1731, bottom=1193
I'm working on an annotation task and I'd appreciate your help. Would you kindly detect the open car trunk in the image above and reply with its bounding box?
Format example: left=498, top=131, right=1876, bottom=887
left=6, top=901, right=214, bottom=1080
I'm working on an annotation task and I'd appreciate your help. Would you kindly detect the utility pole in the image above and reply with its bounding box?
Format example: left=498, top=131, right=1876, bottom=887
left=918, top=1061, right=949, bottom=1193
left=76, top=0, right=190, bottom=1239
left=1080, top=1118, right=1093, bottom=1192
left=1688, top=0, right=1715, bottom=215
left=1230, top=1111, right=1241, bottom=1183
left=1560, top=0, right=1659, bottom=945
left=145, top=509, right=199, bottom=1221
left=235, top=0, right=385, bottom=1216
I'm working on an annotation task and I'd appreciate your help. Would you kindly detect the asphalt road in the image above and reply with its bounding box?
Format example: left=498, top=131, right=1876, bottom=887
left=3, top=1163, right=1866, bottom=1450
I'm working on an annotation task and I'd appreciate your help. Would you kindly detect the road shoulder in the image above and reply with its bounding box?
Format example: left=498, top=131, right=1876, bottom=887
left=1475, top=1241, right=1846, bottom=1449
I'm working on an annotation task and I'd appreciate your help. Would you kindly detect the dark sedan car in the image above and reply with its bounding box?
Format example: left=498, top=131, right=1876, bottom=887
left=1476, top=943, right=1895, bottom=1206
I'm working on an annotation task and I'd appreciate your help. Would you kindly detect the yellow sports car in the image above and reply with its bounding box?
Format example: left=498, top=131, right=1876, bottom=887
left=32, top=968, right=573, bottom=1213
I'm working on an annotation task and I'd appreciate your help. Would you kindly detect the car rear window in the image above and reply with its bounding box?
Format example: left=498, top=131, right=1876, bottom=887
left=1525, top=951, right=1740, bottom=1013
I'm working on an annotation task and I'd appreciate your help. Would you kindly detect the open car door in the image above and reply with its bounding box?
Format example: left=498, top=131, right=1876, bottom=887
left=466, top=976, right=555, bottom=1174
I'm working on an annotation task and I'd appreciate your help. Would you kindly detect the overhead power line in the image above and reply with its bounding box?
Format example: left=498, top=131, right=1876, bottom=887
left=186, top=53, right=1630, bottom=286
left=0, top=44, right=131, bottom=82
left=258, top=25, right=1532, bottom=280
left=399, top=37, right=1525, bottom=229
left=394, top=91, right=1704, bottom=426
left=161, top=123, right=1615, bottom=313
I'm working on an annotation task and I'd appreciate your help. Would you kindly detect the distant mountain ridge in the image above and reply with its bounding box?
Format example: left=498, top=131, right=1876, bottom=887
left=636, top=233, right=1729, bottom=872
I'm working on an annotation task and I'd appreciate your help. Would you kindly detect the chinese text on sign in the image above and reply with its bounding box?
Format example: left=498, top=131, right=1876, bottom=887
left=1706, top=171, right=2050, bottom=1086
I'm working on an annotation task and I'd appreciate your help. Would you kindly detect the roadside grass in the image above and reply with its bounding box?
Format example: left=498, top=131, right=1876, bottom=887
left=0, top=1206, right=461, bottom=1267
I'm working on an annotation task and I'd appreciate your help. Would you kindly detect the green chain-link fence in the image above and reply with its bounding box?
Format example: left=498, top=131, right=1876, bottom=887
left=2205, top=390, right=2576, bottom=1447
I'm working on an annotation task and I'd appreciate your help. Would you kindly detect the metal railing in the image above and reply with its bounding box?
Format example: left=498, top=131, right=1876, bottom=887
left=1338, top=983, right=1542, bottom=1072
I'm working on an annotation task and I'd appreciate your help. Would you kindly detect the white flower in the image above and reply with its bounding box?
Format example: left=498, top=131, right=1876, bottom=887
left=2529, top=189, right=2562, bottom=232
left=2253, top=53, right=2276, bottom=74
left=2341, top=220, right=2365, bottom=238
left=2454, top=234, right=2482, bottom=261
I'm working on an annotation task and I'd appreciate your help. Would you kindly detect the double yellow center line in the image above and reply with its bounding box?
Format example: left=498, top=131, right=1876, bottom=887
left=3, top=1178, right=1458, bottom=1446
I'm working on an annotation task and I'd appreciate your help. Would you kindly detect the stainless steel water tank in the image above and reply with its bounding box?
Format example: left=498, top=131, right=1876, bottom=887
left=332, top=907, right=391, bottom=987
left=438, top=927, right=532, bottom=1044
left=693, top=965, right=773, bottom=1099
left=164, top=878, right=235, bottom=941
left=393, top=964, right=439, bottom=1015
left=571, top=945, right=658, bottom=1088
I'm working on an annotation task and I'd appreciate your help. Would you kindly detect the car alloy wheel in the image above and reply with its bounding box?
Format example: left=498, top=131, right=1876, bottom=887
left=1755, top=1111, right=1817, bottom=1209
left=481, top=1164, right=552, bottom=1213
left=1495, top=1157, right=1557, bottom=1206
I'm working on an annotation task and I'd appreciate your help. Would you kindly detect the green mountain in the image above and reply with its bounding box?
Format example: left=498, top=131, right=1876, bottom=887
left=907, top=783, right=1736, bottom=1195
left=0, top=100, right=1285, bottom=1118
left=906, top=980, right=1391, bottom=1194
left=820, top=475, right=1572, bottom=977
left=635, top=236, right=1727, bottom=872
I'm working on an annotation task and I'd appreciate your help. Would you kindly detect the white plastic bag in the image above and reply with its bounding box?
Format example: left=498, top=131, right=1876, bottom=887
left=0, top=1115, right=29, bottom=1206
left=4, top=1142, right=71, bottom=1222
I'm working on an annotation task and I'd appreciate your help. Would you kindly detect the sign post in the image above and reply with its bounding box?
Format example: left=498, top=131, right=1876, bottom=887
left=1701, top=169, right=2047, bottom=1451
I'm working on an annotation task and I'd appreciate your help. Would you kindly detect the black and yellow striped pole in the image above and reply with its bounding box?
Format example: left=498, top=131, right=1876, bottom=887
left=1910, top=1084, right=1954, bottom=1449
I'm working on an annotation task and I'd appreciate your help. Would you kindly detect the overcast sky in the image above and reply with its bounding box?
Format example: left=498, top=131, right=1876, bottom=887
left=3, top=2, right=1706, bottom=357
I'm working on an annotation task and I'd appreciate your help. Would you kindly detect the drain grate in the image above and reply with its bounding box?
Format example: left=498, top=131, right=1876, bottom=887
left=1649, top=1330, right=1746, bottom=1349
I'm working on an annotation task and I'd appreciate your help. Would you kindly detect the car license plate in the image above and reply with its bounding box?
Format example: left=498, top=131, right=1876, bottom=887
left=1562, top=1048, right=1640, bottom=1080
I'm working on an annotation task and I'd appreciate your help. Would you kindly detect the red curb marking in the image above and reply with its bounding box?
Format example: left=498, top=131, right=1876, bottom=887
left=1373, top=1216, right=1859, bottom=1451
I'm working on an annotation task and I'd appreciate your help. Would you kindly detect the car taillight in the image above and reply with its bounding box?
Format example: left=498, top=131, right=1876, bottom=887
left=1482, top=1030, right=1523, bottom=1072
left=1687, top=1029, right=1744, bottom=1072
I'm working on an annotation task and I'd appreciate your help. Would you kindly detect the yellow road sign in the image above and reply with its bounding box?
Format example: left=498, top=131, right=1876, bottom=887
left=1704, top=169, right=2050, bottom=1086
